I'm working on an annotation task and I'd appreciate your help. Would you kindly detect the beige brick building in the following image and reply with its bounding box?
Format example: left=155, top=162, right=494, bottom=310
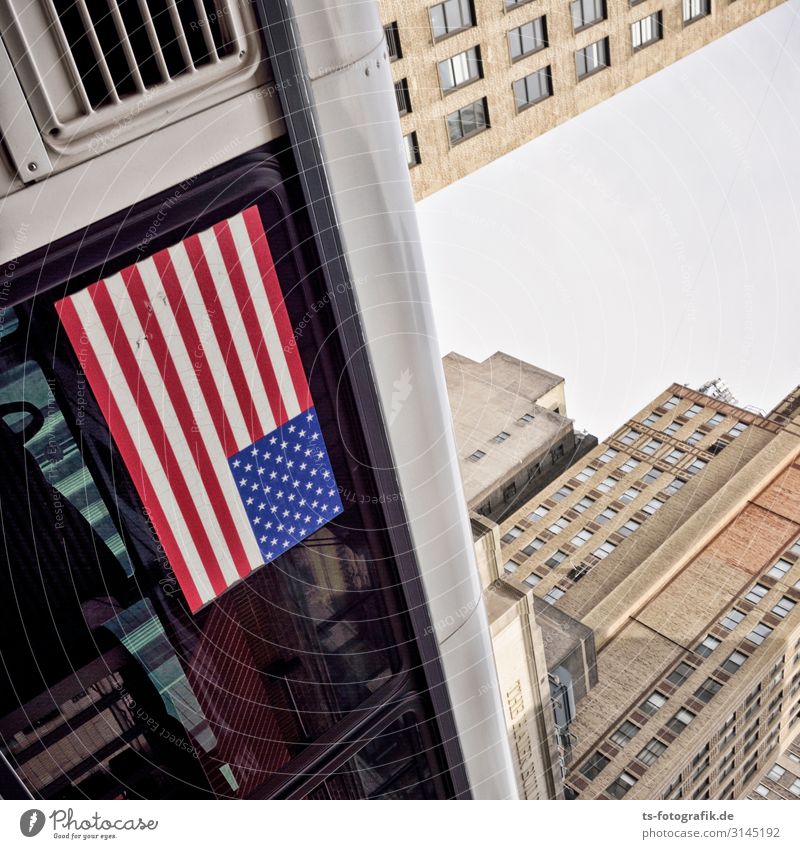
left=489, top=382, right=800, bottom=799
left=445, top=351, right=596, bottom=521
left=379, top=0, right=786, bottom=198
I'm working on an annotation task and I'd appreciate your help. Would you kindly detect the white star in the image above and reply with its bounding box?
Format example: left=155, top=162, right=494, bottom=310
left=304, top=448, right=312, bottom=458
left=328, top=489, right=336, bottom=498
left=316, top=487, right=323, bottom=495
left=282, top=509, right=289, bottom=518
left=270, top=505, right=278, bottom=514
left=305, top=481, right=313, bottom=490
left=276, top=455, right=283, bottom=465
left=277, top=523, right=284, bottom=532
left=287, top=460, right=294, bottom=469
left=266, top=550, right=274, bottom=559
left=294, top=511, right=300, bottom=520
left=271, top=538, right=278, bottom=546
left=263, top=485, right=271, bottom=494
left=311, top=500, right=319, bottom=508
left=253, top=516, right=260, bottom=525
left=288, top=526, right=296, bottom=535
left=292, top=480, right=300, bottom=488
left=262, top=450, right=271, bottom=460
left=283, top=539, right=291, bottom=548
left=265, top=521, right=273, bottom=529
left=269, top=436, right=277, bottom=445
left=300, top=462, right=307, bottom=471
left=316, top=451, right=323, bottom=459
left=246, top=497, right=254, bottom=505
left=322, top=470, right=330, bottom=479
left=260, top=535, right=267, bottom=543
left=251, top=482, right=259, bottom=491
left=239, top=478, right=247, bottom=487
left=294, top=443, right=302, bottom=452
left=304, top=515, right=311, bottom=524
left=310, top=469, right=317, bottom=477
left=321, top=504, right=328, bottom=512
left=276, top=490, right=284, bottom=499
left=299, top=498, right=307, bottom=507
left=280, top=440, right=288, bottom=450
left=251, top=447, right=259, bottom=456
left=306, top=412, right=313, bottom=422
left=257, top=466, right=265, bottom=475
left=311, top=433, right=319, bottom=441
left=288, top=493, right=296, bottom=502
left=288, top=424, right=296, bottom=433
left=281, top=473, right=289, bottom=483
left=258, top=502, right=266, bottom=511
left=299, top=429, right=306, bottom=437
left=245, top=463, right=252, bottom=472
left=269, top=470, right=277, bottom=480
left=232, top=459, right=241, bottom=468
left=317, top=516, right=324, bottom=524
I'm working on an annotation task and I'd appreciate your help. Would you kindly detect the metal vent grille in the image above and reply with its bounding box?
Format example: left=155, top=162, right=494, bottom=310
left=48, top=0, right=240, bottom=111
left=0, top=0, right=260, bottom=153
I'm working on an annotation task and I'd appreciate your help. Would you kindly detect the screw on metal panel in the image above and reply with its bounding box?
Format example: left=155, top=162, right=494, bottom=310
left=27, top=162, right=37, bottom=172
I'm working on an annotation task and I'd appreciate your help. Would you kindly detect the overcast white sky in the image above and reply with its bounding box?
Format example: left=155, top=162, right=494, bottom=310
left=417, top=1, right=800, bottom=441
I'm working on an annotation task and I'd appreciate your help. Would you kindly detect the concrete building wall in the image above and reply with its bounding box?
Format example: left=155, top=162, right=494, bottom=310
left=380, top=0, right=786, bottom=198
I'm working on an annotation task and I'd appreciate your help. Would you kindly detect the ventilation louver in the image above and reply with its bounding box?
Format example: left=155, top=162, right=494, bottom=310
left=0, top=0, right=260, bottom=152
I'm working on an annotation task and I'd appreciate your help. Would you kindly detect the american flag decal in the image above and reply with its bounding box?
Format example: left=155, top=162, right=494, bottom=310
left=56, top=206, right=343, bottom=612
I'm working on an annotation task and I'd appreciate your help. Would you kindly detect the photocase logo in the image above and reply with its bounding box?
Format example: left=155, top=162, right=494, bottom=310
left=19, top=809, right=45, bottom=837
left=388, top=368, right=413, bottom=426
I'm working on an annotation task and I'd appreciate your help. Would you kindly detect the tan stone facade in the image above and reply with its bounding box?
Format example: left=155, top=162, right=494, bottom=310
left=488, top=383, right=800, bottom=799
left=380, top=0, right=786, bottom=198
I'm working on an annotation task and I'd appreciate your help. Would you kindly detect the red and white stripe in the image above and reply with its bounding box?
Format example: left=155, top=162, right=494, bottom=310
left=56, top=206, right=310, bottom=612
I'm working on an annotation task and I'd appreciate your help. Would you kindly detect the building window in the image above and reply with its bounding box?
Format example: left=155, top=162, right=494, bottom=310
left=544, top=586, right=565, bottom=605
left=640, top=691, right=667, bottom=716
left=574, top=496, right=596, bottom=513
left=642, top=468, right=663, bottom=485
left=503, top=560, right=519, bottom=574
left=662, top=422, right=680, bottom=436
left=620, top=428, right=640, bottom=446
left=395, top=78, right=412, bottom=115
left=598, top=448, right=618, bottom=463
left=521, top=537, right=545, bottom=556
left=575, top=467, right=596, bottom=482
left=643, top=412, right=661, bottom=426
left=518, top=412, right=535, bottom=425
left=570, top=528, right=593, bottom=547
left=637, top=738, right=667, bottom=766
left=694, top=678, right=722, bottom=703
left=721, top=650, right=747, bottom=674
left=610, top=720, right=640, bottom=748
left=430, top=0, right=475, bottom=41
left=508, top=16, right=548, bottom=61
left=580, top=751, right=610, bottom=780
left=707, top=412, right=725, bottom=427
left=772, top=597, right=796, bottom=619
left=790, top=778, right=800, bottom=797
left=528, top=505, right=549, bottom=521
left=729, top=422, right=747, bottom=437
left=552, top=485, right=574, bottom=502
left=524, top=572, right=541, bottom=587
left=632, top=11, right=663, bottom=51
left=592, top=541, right=616, bottom=560
left=545, top=549, right=568, bottom=568
left=686, top=430, right=704, bottom=446
left=765, top=764, right=783, bottom=783
left=618, top=519, right=641, bottom=539
left=576, top=37, right=610, bottom=80
left=571, top=0, right=606, bottom=32
left=439, top=46, right=483, bottom=93
left=384, top=21, right=402, bottom=61
left=619, top=487, right=639, bottom=504
left=596, top=477, right=616, bottom=494
left=606, top=771, right=637, bottom=799
left=642, top=439, right=662, bottom=456
left=686, top=459, right=707, bottom=476
left=501, top=525, right=523, bottom=544
left=719, top=608, right=745, bottom=631
left=745, top=582, right=769, bottom=604
left=666, top=708, right=696, bottom=734
left=666, top=661, right=695, bottom=687
left=513, top=66, right=553, bottom=111
left=683, top=0, right=711, bottom=24
left=595, top=507, right=617, bottom=525
left=663, top=395, right=681, bottom=409
left=547, top=517, right=570, bottom=535
left=447, top=97, right=489, bottom=145
left=746, top=623, right=773, bottom=646
left=403, top=132, right=421, bottom=168
left=695, top=634, right=720, bottom=657
left=642, top=498, right=663, bottom=516
left=467, top=449, right=486, bottom=461
left=684, top=403, right=703, bottom=418
left=664, top=478, right=685, bottom=495
left=493, top=430, right=511, bottom=443
left=620, top=458, right=640, bottom=474
left=664, top=449, right=685, bottom=465
left=767, top=557, right=792, bottom=579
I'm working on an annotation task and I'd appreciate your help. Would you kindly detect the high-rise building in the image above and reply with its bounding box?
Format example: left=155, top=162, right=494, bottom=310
left=445, top=351, right=596, bottom=521
left=490, top=381, right=800, bottom=799
left=0, top=1, right=518, bottom=800
left=379, top=0, right=786, bottom=198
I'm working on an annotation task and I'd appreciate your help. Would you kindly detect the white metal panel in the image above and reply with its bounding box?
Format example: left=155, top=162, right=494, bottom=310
left=289, top=3, right=518, bottom=798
